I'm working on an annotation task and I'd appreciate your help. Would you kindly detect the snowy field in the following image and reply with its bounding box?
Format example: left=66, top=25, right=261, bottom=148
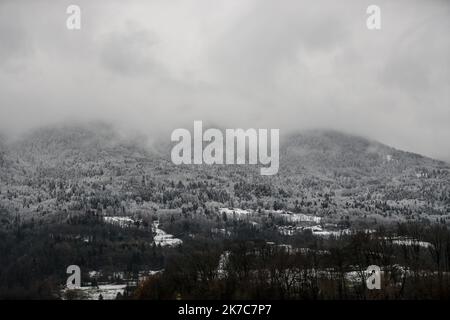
left=62, top=284, right=126, bottom=300
left=152, top=221, right=183, bottom=247
left=219, top=208, right=252, bottom=219
left=103, top=216, right=135, bottom=228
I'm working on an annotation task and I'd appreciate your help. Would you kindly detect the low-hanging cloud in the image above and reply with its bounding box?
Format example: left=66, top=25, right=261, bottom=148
left=0, top=0, right=449, bottom=160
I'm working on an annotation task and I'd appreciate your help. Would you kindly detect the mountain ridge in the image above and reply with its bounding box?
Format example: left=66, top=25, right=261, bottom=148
left=1, top=124, right=449, bottom=225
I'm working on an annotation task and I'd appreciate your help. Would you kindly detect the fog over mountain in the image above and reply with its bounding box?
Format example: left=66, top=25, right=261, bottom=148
left=0, top=0, right=449, bottom=161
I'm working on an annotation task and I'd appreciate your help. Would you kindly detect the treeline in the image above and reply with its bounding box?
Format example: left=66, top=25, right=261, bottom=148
left=135, top=223, right=450, bottom=300
left=0, top=211, right=162, bottom=299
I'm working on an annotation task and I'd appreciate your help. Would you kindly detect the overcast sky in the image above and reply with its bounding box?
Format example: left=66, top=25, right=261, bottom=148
left=0, top=0, right=449, bottom=160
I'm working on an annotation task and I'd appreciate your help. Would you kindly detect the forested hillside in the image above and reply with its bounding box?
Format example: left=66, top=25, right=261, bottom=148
left=0, top=124, right=449, bottom=299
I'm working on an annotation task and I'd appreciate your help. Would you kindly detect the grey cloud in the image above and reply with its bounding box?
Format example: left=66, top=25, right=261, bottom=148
left=0, top=3, right=33, bottom=71
left=100, top=22, right=161, bottom=76
left=0, top=0, right=449, bottom=161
